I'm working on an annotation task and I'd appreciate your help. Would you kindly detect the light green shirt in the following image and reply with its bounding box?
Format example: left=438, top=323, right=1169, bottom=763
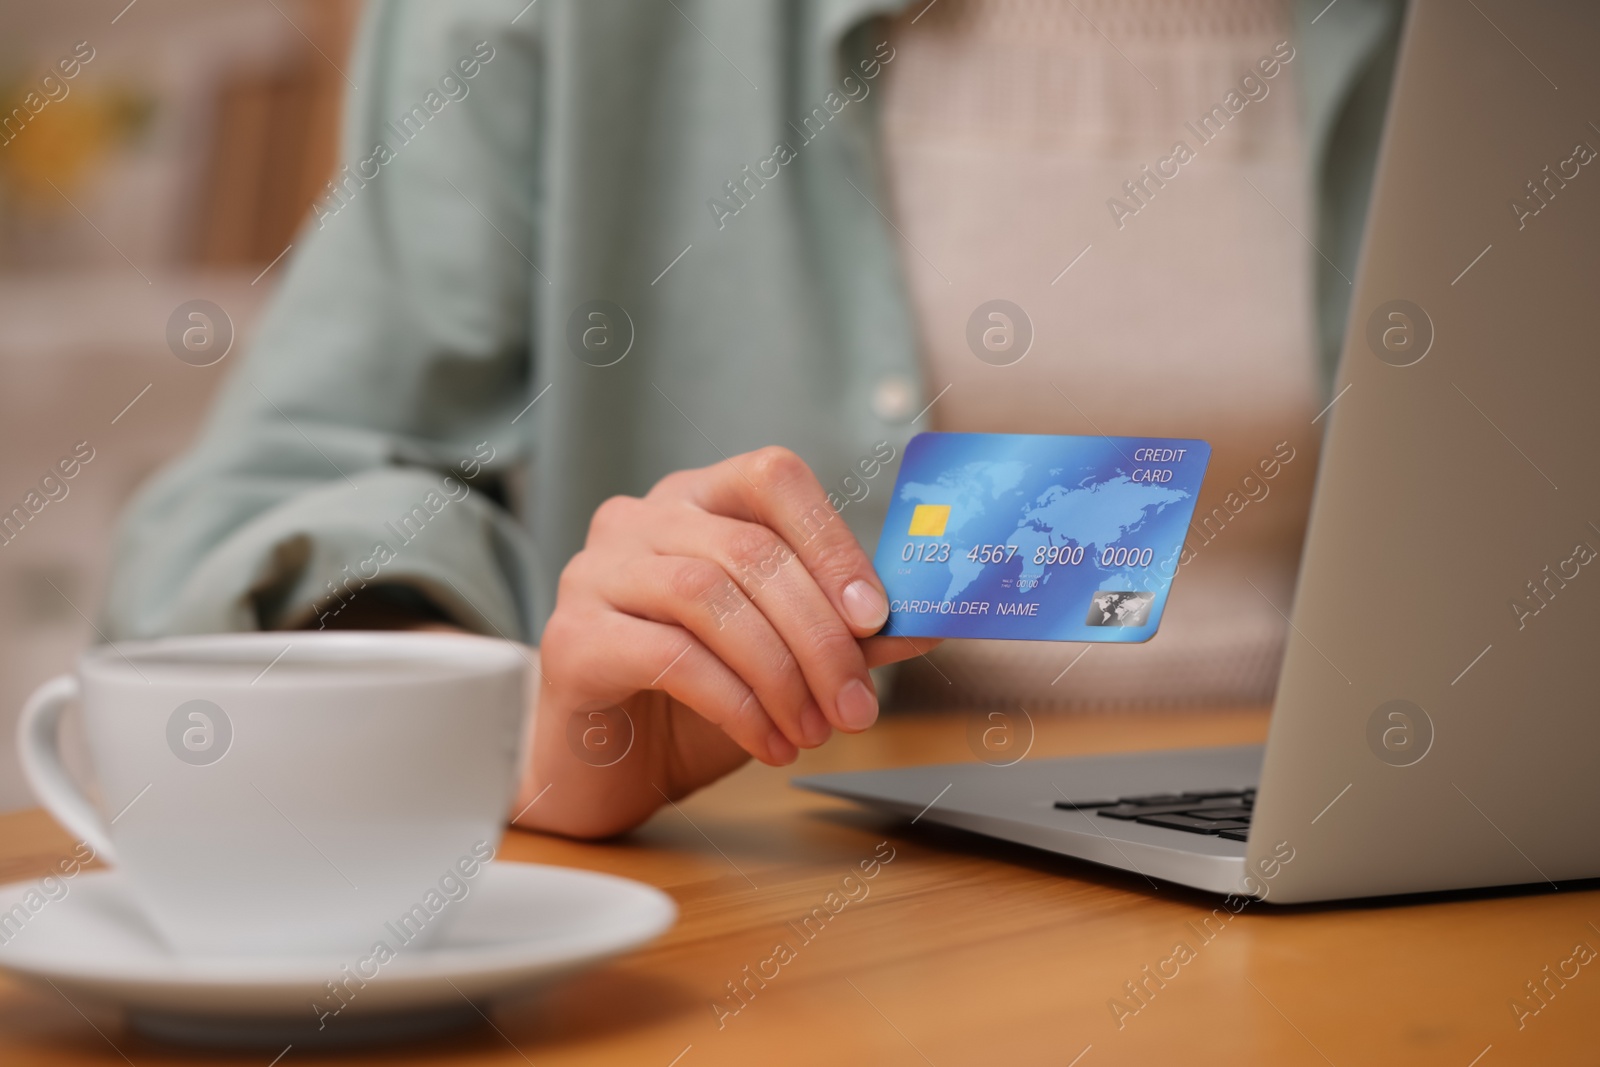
left=105, top=0, right=1404, bottom=642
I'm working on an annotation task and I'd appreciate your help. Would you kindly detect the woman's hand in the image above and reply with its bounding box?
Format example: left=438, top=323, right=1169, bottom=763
left=512, top=446, right=938, bottom=839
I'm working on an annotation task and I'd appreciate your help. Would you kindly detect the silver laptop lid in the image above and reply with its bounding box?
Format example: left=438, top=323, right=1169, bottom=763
left=1252, top=0, right=1600, bottom=902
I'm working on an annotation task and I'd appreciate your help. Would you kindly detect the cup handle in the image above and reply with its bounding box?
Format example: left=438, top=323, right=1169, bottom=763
left=17, top=674, right=116, bottom=862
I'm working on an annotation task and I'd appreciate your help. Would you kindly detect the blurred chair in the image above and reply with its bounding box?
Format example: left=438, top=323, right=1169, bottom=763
left=0, top=0, right=361, bottom=811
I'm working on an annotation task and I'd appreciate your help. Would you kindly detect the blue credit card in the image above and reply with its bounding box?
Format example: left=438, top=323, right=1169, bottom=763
left=873, top=432, right=1211, bottom=642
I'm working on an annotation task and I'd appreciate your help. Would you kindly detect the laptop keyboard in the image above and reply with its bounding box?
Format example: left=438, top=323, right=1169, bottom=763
left=1053, top=789, right=1255, bottom=842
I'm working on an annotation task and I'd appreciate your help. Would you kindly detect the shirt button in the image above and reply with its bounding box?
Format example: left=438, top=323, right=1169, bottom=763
left=871, top=375, right=916, bottom=423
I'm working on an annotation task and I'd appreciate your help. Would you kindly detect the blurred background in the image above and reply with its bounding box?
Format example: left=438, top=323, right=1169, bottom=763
left=0, top=0, right=364, bottom=809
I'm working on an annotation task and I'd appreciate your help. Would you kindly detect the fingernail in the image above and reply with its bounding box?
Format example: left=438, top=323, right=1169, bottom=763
left=768, top=733, right=799, bottom=765
left=842, top=580, right=889, bottom=631
left=799, top=700, right=831, bottom=747
left=835, top=678, right=878, bottom=731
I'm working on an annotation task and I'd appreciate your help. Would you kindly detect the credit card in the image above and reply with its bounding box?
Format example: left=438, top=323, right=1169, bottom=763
left=873, top=432, right=1211, bottom=642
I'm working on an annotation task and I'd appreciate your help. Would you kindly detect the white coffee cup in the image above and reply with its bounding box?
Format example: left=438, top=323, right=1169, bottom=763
left=17, top=631, right=527, bottom=957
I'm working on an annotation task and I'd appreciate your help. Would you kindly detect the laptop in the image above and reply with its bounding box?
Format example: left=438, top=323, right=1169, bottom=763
left=796, top=0, right=1600, bottom=903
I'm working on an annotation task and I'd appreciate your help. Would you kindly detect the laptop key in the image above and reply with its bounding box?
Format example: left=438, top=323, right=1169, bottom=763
left=1134, top=813, right=1253, bottom=833
left=1217, top=830, right=1250, bottom=842
left=1115, top=789, right=1253, bottom=803
left=1051, top=799, right=1117, bottom=811
left=1097, top=796, right=1251, bottom=819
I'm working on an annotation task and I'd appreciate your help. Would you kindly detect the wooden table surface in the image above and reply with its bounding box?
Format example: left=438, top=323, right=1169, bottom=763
left=2, top=705, right=1595, bottom=1066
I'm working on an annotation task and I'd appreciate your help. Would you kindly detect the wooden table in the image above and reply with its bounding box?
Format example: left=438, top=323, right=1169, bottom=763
left=2, top=705, right=1595, bottom=1065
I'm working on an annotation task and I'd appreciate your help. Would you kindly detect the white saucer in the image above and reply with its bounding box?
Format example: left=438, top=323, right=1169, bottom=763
left=0, top=861, right=675, bottom=1046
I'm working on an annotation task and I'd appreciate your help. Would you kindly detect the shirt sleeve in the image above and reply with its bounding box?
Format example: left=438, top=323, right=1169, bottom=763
left=104, top=0, right=544, bottom=641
